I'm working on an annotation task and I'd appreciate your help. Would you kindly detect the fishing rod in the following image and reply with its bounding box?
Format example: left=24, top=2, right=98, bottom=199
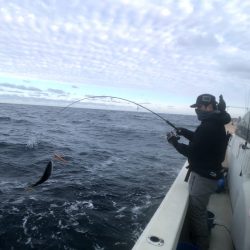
left=60, top=95, right=177, bottom=130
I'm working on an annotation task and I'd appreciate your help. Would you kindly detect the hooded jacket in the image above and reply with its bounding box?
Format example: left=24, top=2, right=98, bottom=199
left=173, top=111, right=231, bottom=179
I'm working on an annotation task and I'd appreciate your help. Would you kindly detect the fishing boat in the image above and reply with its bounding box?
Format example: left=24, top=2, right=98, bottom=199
left=132, top=112, right=250, bottom=250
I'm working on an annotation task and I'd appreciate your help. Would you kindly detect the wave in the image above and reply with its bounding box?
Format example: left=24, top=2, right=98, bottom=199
left=47, top=129, right=65, bottom=134
left=79, top=149, right=112, bottom=161
left=0, top=116, right=34, bottom=125
left=0, top=116, right=11, bottom=122
left=71, top=120, right=84, bottom=124
left=13, top=118, right=33, bottom=125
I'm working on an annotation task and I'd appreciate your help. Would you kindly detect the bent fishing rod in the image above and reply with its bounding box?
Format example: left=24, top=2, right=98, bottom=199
left=60, top=95, right=177, bottom=130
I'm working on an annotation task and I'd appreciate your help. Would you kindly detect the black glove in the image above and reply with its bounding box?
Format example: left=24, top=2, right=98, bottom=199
left=167, top=131, right=180, bottom=146
left=218, top=95, right=226, bottom=112
left=176, top=127, right=188, bottom=136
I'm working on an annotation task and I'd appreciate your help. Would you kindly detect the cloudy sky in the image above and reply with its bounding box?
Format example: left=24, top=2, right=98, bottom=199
left=0, top=0, right=250, bottom=115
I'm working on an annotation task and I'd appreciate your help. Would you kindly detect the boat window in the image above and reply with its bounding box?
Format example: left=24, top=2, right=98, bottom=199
left=235, top=112, right=250, bottom=143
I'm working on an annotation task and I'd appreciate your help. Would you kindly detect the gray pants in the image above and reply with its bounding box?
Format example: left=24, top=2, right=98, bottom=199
left=188, top=172, right=218, bottom=250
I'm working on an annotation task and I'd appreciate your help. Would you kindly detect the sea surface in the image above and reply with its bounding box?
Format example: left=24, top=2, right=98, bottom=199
left=0, top=103, right=198, bottom=250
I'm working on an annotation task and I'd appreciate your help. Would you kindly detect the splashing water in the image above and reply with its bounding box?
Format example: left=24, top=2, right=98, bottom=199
left=26, top=135, right=39, bottom=149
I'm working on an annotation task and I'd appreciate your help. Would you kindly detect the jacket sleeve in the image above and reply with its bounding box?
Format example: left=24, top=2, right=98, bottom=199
left=181, top=128, right=194, bottom=141
left=172, top=142, right=190, bottom=157
left=219, top=111, right=231, bottom=125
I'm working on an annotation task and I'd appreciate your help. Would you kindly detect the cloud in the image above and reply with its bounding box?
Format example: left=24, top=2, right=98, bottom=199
left=223, top=62, right=250, bottom=79
left=47, top=88, right=67, bottom=95
left=0, top=83, right=42, bottom=92
left=0, top=0, right=249, bottom=114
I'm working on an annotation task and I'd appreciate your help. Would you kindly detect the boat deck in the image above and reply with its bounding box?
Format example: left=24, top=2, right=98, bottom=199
left=208, top=191, right=234, bottom=250
left=208, top=139, right=234, bottom=250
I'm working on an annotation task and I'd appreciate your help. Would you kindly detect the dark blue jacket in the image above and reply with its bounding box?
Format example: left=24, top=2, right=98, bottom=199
left=173, top=111, right=231, bottom=179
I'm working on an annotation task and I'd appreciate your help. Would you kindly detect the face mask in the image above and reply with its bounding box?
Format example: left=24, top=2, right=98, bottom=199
left=195, top=109, right=219, bottom=121
left=195, top=109, right=210, bottom=121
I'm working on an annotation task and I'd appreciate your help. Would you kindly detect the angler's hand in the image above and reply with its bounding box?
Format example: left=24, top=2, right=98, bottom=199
left=218, top=95, right=226, bottom=112
left=176, top=127, right=188, bottom=136
left=167, top=131, right=180, bottom=146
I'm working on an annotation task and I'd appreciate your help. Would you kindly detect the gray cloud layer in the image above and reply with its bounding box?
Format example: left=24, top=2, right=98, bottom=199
left=0, top=0, right=249, bottom=107
left=0, top=83, right=41, bottom=92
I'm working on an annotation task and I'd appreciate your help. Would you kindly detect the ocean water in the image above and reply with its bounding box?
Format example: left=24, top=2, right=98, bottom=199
left=0, top=103, right=198, bottom=250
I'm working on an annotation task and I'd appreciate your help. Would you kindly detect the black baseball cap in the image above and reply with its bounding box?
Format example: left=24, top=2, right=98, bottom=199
left=190, top=94, right=217, bottom=108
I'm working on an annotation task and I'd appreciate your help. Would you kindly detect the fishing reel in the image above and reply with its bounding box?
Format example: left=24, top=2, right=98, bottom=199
left=166, top=130, right=180, bottom=145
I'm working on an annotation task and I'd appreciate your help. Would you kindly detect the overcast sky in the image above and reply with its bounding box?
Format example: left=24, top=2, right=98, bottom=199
left=0, top=0, right=250, bottom=116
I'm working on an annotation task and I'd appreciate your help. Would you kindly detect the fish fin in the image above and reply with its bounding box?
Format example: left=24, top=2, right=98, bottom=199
left=28, top=160, right=53, bottom=189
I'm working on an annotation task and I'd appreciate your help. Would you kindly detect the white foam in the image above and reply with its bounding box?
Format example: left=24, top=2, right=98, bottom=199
left=117, top=206, right=126, bottom=213
left=115, top=214, right=125, bottom=219
left=26, top=135, right=39, bottom=149
left=31, top=226, right=38, bottom=231
left=84, top=200, right=94, bottom=209
left=75, top=228, right=88, bottom=234
left=12, top=196, right=25, bottom=204
left=50, top=203, right=59, bottom=208
left=11, top=206, right=20, bottom=212
left=25, top=237, right=32, bottom=245
left=132, top=206, right=141, bottom=214
left=58, top=219, right=69, bottom=229
left=64, top=200, right=94, bottom=214
left=94, top=244, right=104, bottom=250
left=22, top=215, right=29, bottom=235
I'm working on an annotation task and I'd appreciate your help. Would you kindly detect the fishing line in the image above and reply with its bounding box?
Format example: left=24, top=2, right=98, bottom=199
left=60, top=95, right=177, bottom=130
left=243, top=89, right=250, bottom=149
left=27, top=96, right=177, bottom=189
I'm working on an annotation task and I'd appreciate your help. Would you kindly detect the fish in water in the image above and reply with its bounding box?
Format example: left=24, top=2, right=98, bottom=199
left=29, top=160, right=54, bottom=188
left=27, top=154, right=67, bottom=190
